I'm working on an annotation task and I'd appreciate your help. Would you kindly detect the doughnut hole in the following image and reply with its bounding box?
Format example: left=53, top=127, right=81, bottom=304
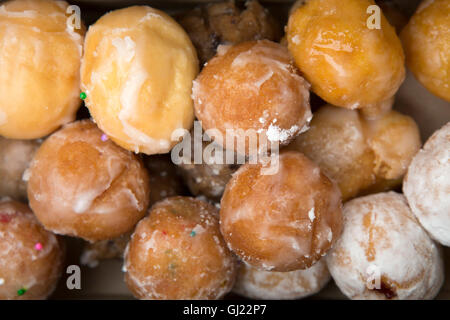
left=0, top=200, right=64, bottom=300
left=0, top=0, right=84, bottom=139
left=81, top=6, right=198, bottom=154
left=220, top=151, right=343, bottom=271
left=287, top=0, right=405, bottom=109
left=27, top=120, right=150, bottom=242
left=233, top=258, right=330, bottom=299
left=193, top=40, right=311, bottom=155
left=401, top=0, right=450, bottom=102
left=124, top=197, right=237, bottom=299
left=327, top=192, right=444, bottom=300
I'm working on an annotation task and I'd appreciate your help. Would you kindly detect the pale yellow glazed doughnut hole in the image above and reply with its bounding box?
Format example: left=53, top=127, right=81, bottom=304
left=0, top=0, right=84, bottom=139
left=81, top=6, right=199, bottom=155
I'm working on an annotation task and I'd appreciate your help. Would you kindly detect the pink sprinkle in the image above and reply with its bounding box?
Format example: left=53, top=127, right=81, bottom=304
left=101, top=134, right=108, bottom=142
left=34, top=243, right=43, bottom=251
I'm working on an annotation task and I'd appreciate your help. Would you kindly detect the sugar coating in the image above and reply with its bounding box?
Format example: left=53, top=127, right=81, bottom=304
left=233, top=258, right=330, bottom=299
left=220, top=151, right=343, bottom=272
left=124, top=197, right=237, bottom=300
left=0, top=200, right=64, bottom=300
left=27, top=120, right=150, bottom=242
left=403, top=122, right=450, bottom=246
left=327, top=192, right=444, bottom=300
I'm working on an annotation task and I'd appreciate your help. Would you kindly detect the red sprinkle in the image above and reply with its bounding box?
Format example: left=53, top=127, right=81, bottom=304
left=162, top=231, right=167, bottom=236
left=34, top=243, right=43, bottom=251
left=0, top=214, right=11, bottom=223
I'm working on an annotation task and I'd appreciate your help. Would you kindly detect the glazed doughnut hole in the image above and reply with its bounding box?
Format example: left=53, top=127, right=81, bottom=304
left=192, top=40, right=312, bottom=156
left=401, top=0, right=450, bottom=102
left=27, top=120, right=150, bottom=242
left=81, top=6, right=198, bottom=154
left=0, top=200, right=64, bottom=300
left=403, top=122, right=450, bottom=246
left=287, top=104, right=421, bottom=201
left=0, top=0, right=84, bottom=139
left=287, top=0, right=405, bottom=109
left=327, top=192, right=444, bottom=300
left=220, top=151, right=343, bottom=271
left=124, top=196, right=237, bottom=300
left=233, top=258, right=331, bottom=300
left=177, top=0, right=281, bottom=65
left=0, top=137, right=40, bottom=201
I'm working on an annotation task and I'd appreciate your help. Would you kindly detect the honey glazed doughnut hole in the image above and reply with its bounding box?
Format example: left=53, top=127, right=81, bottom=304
left=81, top=6, right=198, bottom=155
left=220, top=151, right=343, bottom=272
left=124, top=196, right=237, bottom=300
left=0, top=200, right=64, bottom=300
left=327, top=192, right=444, bottom=300
left=0, top=0, right=84, bottom=139
left=27, top=120, right=150, bottom=242
left=287, top=0, right=405, bottom=110
left=192, top=40, right=312, bottom=155
left=401, top=0, right=450, bottom=101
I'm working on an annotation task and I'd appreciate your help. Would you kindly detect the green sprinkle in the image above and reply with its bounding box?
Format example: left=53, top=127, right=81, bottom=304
left=17, top=288, right=26, bottom=296
left=190, top=231, right=196, bottom=237
left=168, top=263, right=177, bottom=270
left=79, top=92, right=87, bottom=100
